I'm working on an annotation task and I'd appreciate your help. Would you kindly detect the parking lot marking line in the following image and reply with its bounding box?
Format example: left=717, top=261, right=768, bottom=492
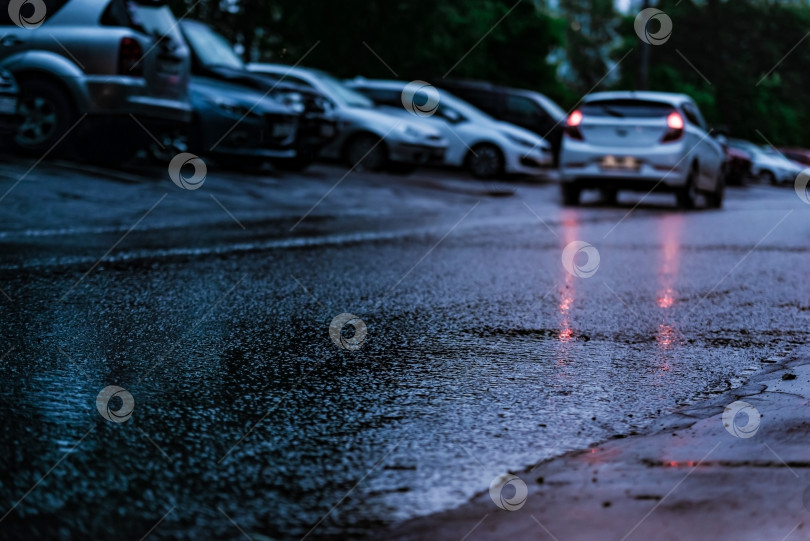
left=375, top=200, right=480, bottom=306
left=0, top=113, right=88, bottom=204
left=530, top=514, right=561, bottom=541
left=620, top=441, right=720, bottom=541
left=763, top=442, right=800, bottom=479
left=521, top=200, right=558, bottom=238
left=362, top=41, right=399, bottom=77
left=58, top=193, right=168, bottom=302
left=675, top=49, right=711, bottom=86
left=138, top=505, right=177, bottom=541
left=210, top=194, right=246, bottom=230
left=602, top=130, right=713, bottom=240
left=0, top=425, right=96, bottom=524
left=218, top=362, right=321, bottom=464
left=218, top=507, right=254, bottom=541
left=130, top=114, right=166, bottom=150
left=139, top=274, right=247, bottom=383
left=290, top=122, right=400, bottom=232
left=131, top=0, right=203, bottom=71
left=756, top=30, right=810, bottom=86
left=300, top=436, right=407, bottom=541
left=684, top=210, right=792, bottom=319
left=779, top=522, right=802, bottom=541
left=48, top=33, right=86, bottom=71
left=443, top=0, right=523, bottom=78
left=209, top=41, right=321, bottom=152
left=460, top=514, right=489, bottom=541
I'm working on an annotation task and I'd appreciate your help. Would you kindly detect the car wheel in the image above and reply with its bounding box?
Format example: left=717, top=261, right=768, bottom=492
left=706, top=173, right=725, bottom=209
left=344, top=133, right=387, bottom=171
left=758, top=170, right=776, bottom=185
left=14, top=79, right=76, bottom=154
left=676, top=167, right=698, bottom=209
left=561, top=183, right=581, bottom=206
left=468, top=143, right=504, bottom=179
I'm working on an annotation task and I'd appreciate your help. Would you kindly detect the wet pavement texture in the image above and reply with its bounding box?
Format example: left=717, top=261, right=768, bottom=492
left=0, top=158, right=807, bottom=540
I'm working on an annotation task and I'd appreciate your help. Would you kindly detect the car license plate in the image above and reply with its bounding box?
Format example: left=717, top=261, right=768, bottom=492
left=319, top=123, right=335, bottom=138
left=0, top=97, right=17, bottom=115
left=272, top=122, right=295, bottom=138
left=600, top=155, right=639, bottom=170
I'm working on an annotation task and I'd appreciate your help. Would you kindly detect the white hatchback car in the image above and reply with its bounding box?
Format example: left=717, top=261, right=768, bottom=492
left=346, top=79, right=553, bottom=178
left=559, top=91, right=725, bottom=208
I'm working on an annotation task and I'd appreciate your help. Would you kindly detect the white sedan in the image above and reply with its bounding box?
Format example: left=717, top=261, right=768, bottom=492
left=346, top=79, right=553, bottom=179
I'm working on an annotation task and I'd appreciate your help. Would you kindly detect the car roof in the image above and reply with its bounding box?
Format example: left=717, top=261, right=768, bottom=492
left=583, top=91, right=693, bottom=107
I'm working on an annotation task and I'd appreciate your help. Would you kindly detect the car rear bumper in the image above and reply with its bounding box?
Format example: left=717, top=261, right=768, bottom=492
left=560, top=140, right=689, bottom=187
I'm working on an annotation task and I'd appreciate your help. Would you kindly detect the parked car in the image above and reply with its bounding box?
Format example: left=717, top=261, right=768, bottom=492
left=178, top=20, right=337, bottom=170
left=247, top=64, right=447, bottom=172
left=0, top=67, right=20, bottom=136
left=559, top=91, right=725, bottom=208
left=0, top=0, right=192, bottom=160
left=346, top=79, right=553, bottom=178
left=717, top=136, right=752, bottom=186
left=777, top=148, right=810, bottom=168
left=186, top=77, right=300, bottom=167
left=434, top=80, right=566, bottom=165
left=728, top=140, right=802, bottom=185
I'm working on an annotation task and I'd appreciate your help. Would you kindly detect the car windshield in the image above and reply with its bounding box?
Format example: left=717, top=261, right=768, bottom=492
left=436, top=91, right=492, bottom=122
left=312, top=72, right=373, bottom=108
left=533, top=93, right=567, bottom=121
left=182, top=22, right=244, bottom=70
left=581, top=99, right=674, bottom=118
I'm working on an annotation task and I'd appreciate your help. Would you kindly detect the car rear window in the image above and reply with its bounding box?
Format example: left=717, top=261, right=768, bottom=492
left=101, top=0, right=183, bottom=43
left=581, top=99, right=674, bottom=118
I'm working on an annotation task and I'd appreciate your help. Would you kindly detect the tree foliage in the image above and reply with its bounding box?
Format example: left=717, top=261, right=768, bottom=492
left=170, top=0, right=810, bottom=146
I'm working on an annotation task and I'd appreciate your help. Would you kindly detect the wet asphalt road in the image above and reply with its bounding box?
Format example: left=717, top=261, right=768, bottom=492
left=0, top=157, right=808, bottom=540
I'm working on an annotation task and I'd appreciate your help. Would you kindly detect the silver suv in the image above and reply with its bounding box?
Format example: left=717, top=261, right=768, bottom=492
left=0, top=0, right=191, bottom=158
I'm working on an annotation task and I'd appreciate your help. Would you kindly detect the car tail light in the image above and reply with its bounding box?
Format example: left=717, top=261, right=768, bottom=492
left=119, top=37, right=143, bottom=77
left=661, top=112, right=684, bottom=143
left=565, top=110, right=584, bottom=140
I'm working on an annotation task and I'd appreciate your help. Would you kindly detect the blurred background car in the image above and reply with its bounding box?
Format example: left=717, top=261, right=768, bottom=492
left=247, top=64, right=447, bottom=173
left=777, top=148, right=810, bottom=168
left=559, top=91, right=724, bottom=208
left=0, top=67, right=20, bottom=137
left=716, top=135, right=753, bottom=186
left=728, top=140, right=802, bottom=185
left=434, top=80, right=566, bottom=166
left=178, top=20, right=337, bottom=170
left=185, top=77, right=300, bottom=169
left=0, top=0, right=192, bottom=161
left=347, top=79, right=553, bottom=179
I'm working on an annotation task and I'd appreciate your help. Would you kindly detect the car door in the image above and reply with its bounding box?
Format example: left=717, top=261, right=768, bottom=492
left=682, top=102, right=723, bottom=190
